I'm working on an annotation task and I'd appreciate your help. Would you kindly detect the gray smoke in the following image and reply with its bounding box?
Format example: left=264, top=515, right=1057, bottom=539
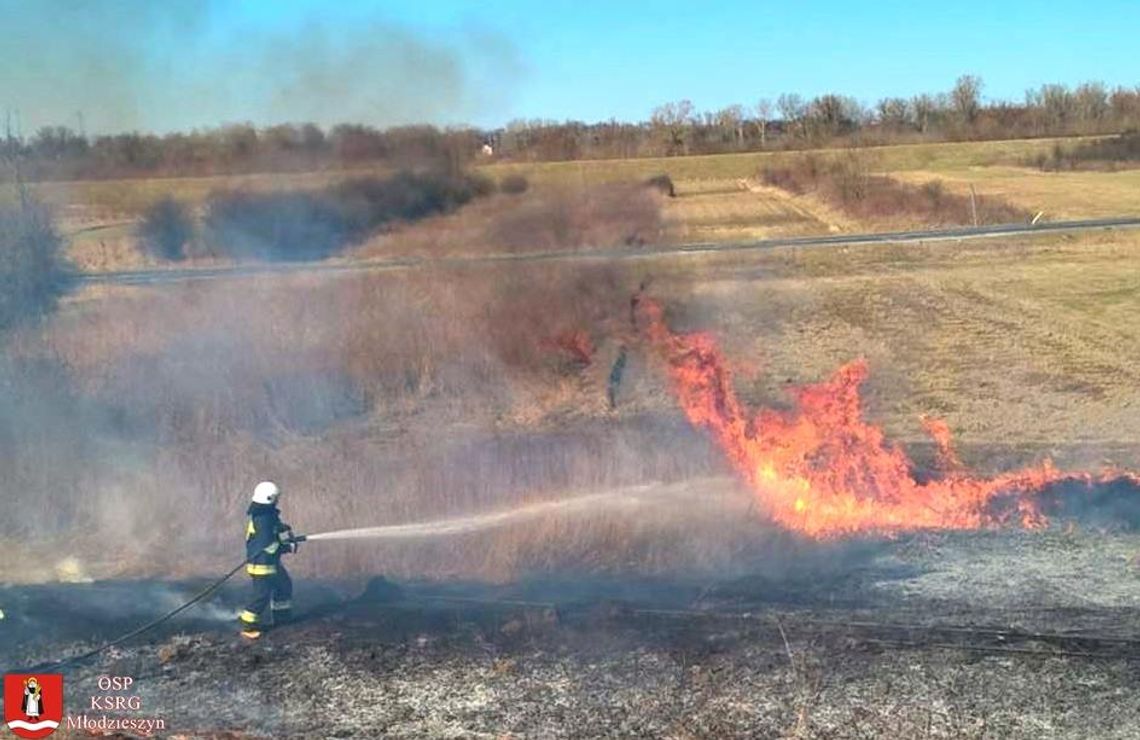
left=0, top=1, right=522, bottom=134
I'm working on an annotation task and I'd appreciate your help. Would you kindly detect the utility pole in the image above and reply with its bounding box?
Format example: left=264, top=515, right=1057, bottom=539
left=969, top=184, right=979, bottom=227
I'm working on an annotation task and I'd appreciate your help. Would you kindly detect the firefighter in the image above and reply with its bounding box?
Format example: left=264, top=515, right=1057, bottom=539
left=607, top=345, right=628, bottom=410
left=239, top=480, right=299, bottom=640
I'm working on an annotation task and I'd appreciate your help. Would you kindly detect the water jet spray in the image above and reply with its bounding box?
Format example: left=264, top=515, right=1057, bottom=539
left=300, top=487, right=654, bottom=543
left=14, top=485, right=677, bottom=673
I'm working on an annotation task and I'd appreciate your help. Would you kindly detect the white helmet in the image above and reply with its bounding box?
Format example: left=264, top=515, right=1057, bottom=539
left=252, top=481, right=281, bottom=505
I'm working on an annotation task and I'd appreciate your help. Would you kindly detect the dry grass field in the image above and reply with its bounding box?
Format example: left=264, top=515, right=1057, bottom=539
left=893, top=165, right=1140, bottom=220
left=9, top=226, right=1140, bottom=738
left=28, top=167, right=393, bottom=223
left=9, top=225, right=1140, bottom=586
left=353, top=182, right=668, bottom=259
left=480, top=135, right=1135, bottom=242
left=11, top=135, right=1140, bottom=583
left=671, top=229, right=1140, bottom=456
left=32, top=135, right=1140, bottom=272
left=479, top=136, right=1095, bottom=186
left=657, top=178, right=855, bottom=242
left=10, top=191, right=1140, bottom=737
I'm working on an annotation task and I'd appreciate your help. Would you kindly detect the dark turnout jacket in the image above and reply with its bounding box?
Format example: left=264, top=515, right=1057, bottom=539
left=245, top=502, right=293, bottom=575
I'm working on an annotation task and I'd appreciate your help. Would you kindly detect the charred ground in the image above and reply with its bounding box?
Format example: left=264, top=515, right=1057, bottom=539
left=6, top=514, right=1140, bottom=738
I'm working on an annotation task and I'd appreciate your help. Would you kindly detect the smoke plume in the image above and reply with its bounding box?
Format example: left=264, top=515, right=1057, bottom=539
left=0, top=1, right=521, bottom=134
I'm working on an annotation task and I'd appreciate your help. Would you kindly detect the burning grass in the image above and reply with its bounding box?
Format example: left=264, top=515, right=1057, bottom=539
left=637, top=297, right=1136, bottom=538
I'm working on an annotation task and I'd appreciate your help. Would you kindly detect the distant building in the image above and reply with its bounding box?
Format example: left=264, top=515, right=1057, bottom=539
left=480, top=142, right=494, bottom=157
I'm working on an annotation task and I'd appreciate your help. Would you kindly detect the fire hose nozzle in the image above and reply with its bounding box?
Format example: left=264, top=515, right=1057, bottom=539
left=290, top=534, right=308, bottom=543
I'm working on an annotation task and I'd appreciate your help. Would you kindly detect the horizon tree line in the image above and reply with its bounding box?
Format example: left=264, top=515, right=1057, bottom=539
left=4, top=75, right=1140, bottom=180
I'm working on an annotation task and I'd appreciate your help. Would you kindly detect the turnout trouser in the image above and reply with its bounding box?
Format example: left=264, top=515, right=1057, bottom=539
left=238, top=564, right=293, bottom=629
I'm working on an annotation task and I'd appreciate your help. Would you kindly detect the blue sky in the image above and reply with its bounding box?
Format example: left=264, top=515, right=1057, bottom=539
left=2, top=0, right=1138, bottom=133
left=435, top=0, right=1139, bottom=122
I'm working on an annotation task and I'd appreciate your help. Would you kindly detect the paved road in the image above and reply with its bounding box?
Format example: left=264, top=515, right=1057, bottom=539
left=78, top=216, right=1140, bottom=287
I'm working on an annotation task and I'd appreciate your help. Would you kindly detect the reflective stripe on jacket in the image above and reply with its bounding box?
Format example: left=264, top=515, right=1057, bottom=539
left=245, top=502, right=291, bottom=576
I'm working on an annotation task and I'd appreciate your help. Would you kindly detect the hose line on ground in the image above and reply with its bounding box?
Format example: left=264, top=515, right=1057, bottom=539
left=10, top=491, right=658, bottom=674
left=15, top=559, right=249, bottom=674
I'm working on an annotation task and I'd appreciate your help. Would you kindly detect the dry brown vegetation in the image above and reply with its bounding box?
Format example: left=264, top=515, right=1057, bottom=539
left=57, top=178, right=667, bottom=271
left=51, top=136, right=1140, bottom=274
left=890, top=165, right=1140, bottom=222
left=1030, top=130, right=1140, bottom=171
left=356, top=181, right=667, bottom=258
left=7, top=226, right=1140, bottom=588
left=5, top=255, right=744, bottom=582
left=760, top=152, right=1030, bottom=226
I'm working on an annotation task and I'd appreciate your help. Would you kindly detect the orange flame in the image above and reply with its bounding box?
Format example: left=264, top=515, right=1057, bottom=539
left=638, top=299, right=1120, bottom=538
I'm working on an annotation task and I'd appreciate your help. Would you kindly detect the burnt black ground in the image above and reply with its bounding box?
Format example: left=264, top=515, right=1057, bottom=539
left=5, top=526, right=1140, bottom=738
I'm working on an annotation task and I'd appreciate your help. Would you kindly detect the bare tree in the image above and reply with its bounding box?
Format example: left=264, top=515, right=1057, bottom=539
left=1040, top=84, right=1074, bottom=131
left=805, top=94, right=863, bottom=139
left=911, top=94, right=937, bottom=134
left=756, top=99, right=773, bottom=147
left=1074, top=82, right=1109, bottom=127
left=1023, top=88, right=1047, bottom=134
left=716, top=105, right=745, bottom=147
left=1110, top=86, right=1140, bottom=123
left=650, top=99, right=695, bottom=155
left=808, top=95, right=842, bottom=138
left=877, top=97, right=911, bottom=131
left=777, top=93, right=807, bottom=138
left=951, top=74, right=984, bottom=125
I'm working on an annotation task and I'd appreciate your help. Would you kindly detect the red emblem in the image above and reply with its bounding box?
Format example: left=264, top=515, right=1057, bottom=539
left=4, top=674, right=63, bottom=739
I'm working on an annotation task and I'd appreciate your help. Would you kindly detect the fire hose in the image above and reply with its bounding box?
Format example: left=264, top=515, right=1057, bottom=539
left=19, top=560, right=250, bottom=674
left=13, top=488, right=666, bottom=673
left=15, top=504, right=575, bottom=673
left=14, top=533, right=1135, bottom=675
left=31, top=535, right=316, bottom=672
